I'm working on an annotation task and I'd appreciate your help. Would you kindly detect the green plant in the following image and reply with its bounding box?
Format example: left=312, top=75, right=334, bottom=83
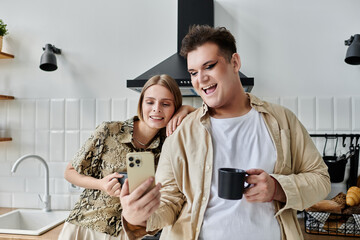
left=0, top=19, right=9, bottom=36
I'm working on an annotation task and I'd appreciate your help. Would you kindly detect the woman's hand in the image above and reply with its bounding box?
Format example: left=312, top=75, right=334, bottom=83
left=64, top=162, right=126, bottom=197
left=98, top=172, right=125, bottom=197
left=166, top=105, right=196, bottom=136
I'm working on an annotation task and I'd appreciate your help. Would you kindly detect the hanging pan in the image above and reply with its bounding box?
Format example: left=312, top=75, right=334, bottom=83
left=323, top=136, right=348, bottom=183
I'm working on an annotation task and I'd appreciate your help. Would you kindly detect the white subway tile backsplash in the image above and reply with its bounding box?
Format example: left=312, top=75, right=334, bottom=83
left=0, top=144, right=5, bottom=162
left=328, top=182, right=347, bottom=199
left=0, top=193, right=12, bottom=207
left=36, top=99, right=50, bottom=130
left=6, top=130, right=21, bottom=163
left=65, top=131, right=80, bottom=162
left=65, top=99, right=80, bottom=130
left=261, top=97, right=280, bottom=105
left=352, top=97, right=360, bottom=131
left=8, top=100, right=21, bottom=130
left=10, top=159, right=41, bottom=177
left=334, top=97, right=352, bottom=131
left=12, top=192, right=40, bottom=209
left=50, top=99, right=65, bottom=130
left=182, top=98, right=193, bottom=107
left=21, top=100, right=36, bottom=130
left=26, top=177, right=55, bottom=194
left=316, top=97, right=333, bottom=131
left=20, top=130, right=35, bottom=156
left=54, top=178, right=70, bottom=194
left=0, top=177, right=25, bottom=192
left=280, top=97, right=298, bottom=115
left=35, top=130, right=50, bottom=161
left=96, top=99, right=111, bottom=126
left=51, top=194, right=70, bottom=210
left=79, top=131, right=93, bottom=148
left=0, top=101, right=8, bottom=130
left=112, top=98, right=127, bottom=121
left=70, top=194, right=81, bottom=208
left=127, top=98, right=138, bottom=119
left=46, top=162, right=68, bottom=178
left=80, top=99, right=96, bottom=130
left=298, top=97, right=316, bottom=131
left=50, top=131, right=64, bottom=162
left=0, top=162, right=11, bottom=176
left=1, top=95, right=360, bottom=210
left=193, top=97, right=203, bottom=108
left=0, top=148, right=5, bottom=163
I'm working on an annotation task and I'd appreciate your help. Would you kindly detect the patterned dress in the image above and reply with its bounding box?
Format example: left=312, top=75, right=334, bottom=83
left=66, top=117, right=165, bottom=237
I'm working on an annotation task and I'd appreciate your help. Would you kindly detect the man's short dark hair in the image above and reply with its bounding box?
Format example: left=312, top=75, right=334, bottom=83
left=180, top=25, right=237, bottom=62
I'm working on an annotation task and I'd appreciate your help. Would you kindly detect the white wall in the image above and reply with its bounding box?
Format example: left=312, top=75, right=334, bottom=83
left=215, top=0, right=360, bottom=97
left=1, top=0, right=360, bottom=209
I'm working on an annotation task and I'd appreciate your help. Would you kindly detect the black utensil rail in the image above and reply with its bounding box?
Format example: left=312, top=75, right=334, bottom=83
left=310, top=134, right=360, bottom=189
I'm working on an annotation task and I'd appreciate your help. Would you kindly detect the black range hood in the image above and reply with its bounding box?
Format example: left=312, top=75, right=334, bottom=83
left=127, top=0, right=254, bottom=97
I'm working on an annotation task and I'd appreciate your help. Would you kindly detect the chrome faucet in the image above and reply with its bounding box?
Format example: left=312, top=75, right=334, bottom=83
left=11, top=154, right=51, bottom=212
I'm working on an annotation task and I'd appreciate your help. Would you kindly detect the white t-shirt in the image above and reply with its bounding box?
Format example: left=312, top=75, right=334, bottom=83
left=199, top=108, right=281, bottom=240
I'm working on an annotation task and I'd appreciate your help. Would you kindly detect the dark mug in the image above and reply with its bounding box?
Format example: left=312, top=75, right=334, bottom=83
left=118, top=172, right=128, bottom=185
left=218, top=168, right=250, bottom=200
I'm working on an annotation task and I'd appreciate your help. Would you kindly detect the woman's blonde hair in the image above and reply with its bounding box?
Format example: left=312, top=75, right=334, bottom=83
left=137, top=74, right=182, bottom=121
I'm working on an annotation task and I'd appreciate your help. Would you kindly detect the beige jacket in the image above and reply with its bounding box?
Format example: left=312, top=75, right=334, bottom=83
left=126, top=94, right=331, bottom=240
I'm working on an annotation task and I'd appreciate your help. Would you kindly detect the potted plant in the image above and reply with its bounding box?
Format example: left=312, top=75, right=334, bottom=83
left=0, top=19, right=9, bottom=52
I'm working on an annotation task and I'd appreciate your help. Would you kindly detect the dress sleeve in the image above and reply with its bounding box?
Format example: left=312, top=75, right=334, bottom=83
left=71, top=122, right=108, bottom=179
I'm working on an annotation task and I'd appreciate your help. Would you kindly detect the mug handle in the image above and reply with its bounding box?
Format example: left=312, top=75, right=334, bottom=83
left=244, top=173, right=251, bottom=189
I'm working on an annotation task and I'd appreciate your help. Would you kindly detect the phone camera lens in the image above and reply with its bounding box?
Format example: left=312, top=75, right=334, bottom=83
left=135, top=159, right=141, bottom=164
left=129, top=157, right=134, bottom=161
left=129, top=162, right=134, bottom=167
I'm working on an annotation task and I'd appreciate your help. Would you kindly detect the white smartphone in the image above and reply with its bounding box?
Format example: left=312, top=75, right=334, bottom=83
left=126, top=152, right=155, bottom=193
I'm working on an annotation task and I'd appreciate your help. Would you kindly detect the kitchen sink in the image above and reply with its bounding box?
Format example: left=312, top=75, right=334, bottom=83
left=0, top=209, right=69, bottom=235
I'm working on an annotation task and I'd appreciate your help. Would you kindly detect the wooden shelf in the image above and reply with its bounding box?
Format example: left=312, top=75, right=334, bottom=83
left=0, top=52, right=14, bottom=143
left=0, top=51, right=14, bottom=59
left=0, top=95, right=14, bottom=100
left=0, top=138, right=12, bottom=142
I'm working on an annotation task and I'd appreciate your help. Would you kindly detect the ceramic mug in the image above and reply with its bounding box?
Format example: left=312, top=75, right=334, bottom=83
left=218, top=168, right=250, bottom=200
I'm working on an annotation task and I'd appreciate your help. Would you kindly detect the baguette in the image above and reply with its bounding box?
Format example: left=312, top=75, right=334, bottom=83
left=331, top=192, right=346, bottom=209
left=343, top=205, right=360, bottom=215
left=306, top=200, right=342, bottom=214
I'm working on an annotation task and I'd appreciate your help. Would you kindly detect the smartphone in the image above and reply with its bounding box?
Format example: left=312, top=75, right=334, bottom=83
left=126, top=152, right=155, bottom=193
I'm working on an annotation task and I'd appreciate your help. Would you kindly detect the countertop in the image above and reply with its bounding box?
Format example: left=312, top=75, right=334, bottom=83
left=0, top=208, right=64, bottom=240
left=0, top=208, right=352, bottom=240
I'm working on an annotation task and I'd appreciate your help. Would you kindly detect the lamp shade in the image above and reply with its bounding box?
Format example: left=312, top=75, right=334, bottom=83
left=345, top=34, right=360, bottom=65
left=39, top=44, right=61, bottom=71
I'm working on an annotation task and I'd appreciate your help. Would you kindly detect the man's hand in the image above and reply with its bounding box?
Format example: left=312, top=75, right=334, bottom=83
left=244, top=169, right=285, bottom=203
left=120, top=177, right=161, bottom=227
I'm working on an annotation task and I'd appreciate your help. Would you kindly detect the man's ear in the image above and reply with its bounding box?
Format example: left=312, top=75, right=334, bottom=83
left=231, top=53, right=241, bottom=72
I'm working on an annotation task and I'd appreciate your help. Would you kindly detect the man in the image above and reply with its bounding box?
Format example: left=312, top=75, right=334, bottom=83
left=120, top=25, right=331, bottom=240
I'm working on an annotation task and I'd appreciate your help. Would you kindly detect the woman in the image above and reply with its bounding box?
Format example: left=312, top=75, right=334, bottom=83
left=58, top=74, right=194, bottom=240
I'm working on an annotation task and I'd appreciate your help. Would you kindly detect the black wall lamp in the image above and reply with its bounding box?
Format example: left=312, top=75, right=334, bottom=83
left=39, top=44, right=62, bottom=71
left=344, top=34, right=360, bottom=65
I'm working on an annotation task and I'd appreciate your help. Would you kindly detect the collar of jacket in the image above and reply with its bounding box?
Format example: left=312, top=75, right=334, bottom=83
left=200, top=93, right=268, bottom=119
